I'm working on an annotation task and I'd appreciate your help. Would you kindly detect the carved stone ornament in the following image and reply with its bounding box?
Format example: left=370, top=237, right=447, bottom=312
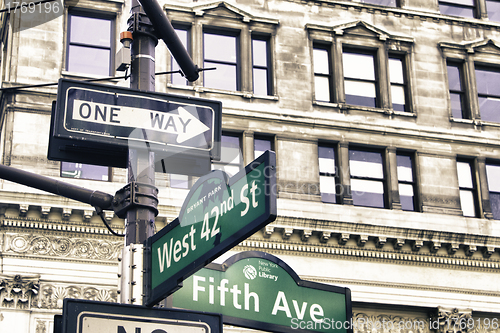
left=0, top=274, right=40, bottom=309
left=353, top=313, right=430, bottom=333
left=38, top=284, right=117, bottom=309
left=432, top=307, right=473, bottom=333
left=4, top=233, right=122, bottom=261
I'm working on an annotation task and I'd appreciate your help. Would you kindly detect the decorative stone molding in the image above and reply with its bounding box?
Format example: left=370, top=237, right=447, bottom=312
left=238, top=239, right=500, bottom=272
left=263, top=225, right=274, bottom=238
left=39, top=284, right=117, bottom=309
left=3, top=233, right=122, bottom=261
left=41, top=206, right=51, bottom=217
left=301, top=229, right=312, bottom=242
left=376, top=237, right=387, bottom=248
left=448, top=243, right=460, bottom=255
left=432, top=307, right=473, bottom=333
left=338, top=233, right=350, bottom=245
left=353, top=312, right=430, bottom=333
left=357, top=235, right=369, bottom=247
left=0, top=274, right=40, bottom=309
left=62, top=208, right=72, bottom=220
left=320, top=231, right=331, bottom=243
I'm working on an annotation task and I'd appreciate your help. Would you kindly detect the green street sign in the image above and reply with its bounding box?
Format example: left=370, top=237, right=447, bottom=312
left=167, top=251, right=353, bottom=333
left=145, top=151, right=277, bottom=306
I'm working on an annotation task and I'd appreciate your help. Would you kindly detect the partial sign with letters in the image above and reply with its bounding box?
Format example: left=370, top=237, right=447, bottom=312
left=58, top=299, right=222, bottom=333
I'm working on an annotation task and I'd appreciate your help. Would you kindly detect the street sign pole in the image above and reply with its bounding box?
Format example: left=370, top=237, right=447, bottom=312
left=120, top=0, right=158, bottom=305
left=127, top=0, right=156, bottom=246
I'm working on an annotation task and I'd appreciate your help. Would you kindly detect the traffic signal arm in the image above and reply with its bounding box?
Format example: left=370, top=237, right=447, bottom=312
left=138, top=0, right=199, bottom=82
left=0, top=164, right=114, bottom=210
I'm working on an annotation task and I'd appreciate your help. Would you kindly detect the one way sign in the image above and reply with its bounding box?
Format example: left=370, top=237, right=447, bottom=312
left=49, top=79, right=222, bottom=170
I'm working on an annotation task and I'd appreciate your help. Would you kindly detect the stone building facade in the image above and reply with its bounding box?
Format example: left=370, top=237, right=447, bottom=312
left=0, top=0, right=500, bottom=332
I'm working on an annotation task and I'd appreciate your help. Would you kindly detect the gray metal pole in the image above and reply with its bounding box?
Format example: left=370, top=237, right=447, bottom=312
left=126, top=0, right=157, bottom=246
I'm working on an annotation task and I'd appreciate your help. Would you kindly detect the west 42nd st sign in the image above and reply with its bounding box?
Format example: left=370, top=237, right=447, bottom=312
left=145, top=151, right=277, bottom=306
left=167, top=251, right=353, bottom=333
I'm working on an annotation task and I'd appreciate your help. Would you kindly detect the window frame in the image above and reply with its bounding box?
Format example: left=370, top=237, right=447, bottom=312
left=348, top=147, right=387, bottom=209
left=485, top=160, right=500, bottom=220
left=251, top=34, right=273, bottom=96
left=318, top=143, right=339, bottom=204
left=203, top=28, right=241, bottom=91
left=439, top=0, right=478, bottom=19
left=342, top=47, right=379, bottom=108
left=65, top=10, right=115, bottom=77
left=456, top=158, right=480, bottom=217
left=307, top=21, right=415, bottom=114
left=164, top=3, right=278, bottom=97
left=441, top=39, right=500, bottom=126
left=60, top=162, right=111, bottom=182
left=212, top=132, right=244, bottom=177
left=396, top=151, right=417, bottom=212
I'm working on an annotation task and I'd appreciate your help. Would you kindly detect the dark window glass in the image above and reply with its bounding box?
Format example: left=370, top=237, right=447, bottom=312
left=313, top=45, right=332, bottom=102
left=61, top=162, right=109, bottom=181
left=486, top=0, right=500, bottom=21
left=457, top=160, right=478, bottom=217
left=349, top=149, right=385, bottom=208
left=447, top=63, right=467, bottom=119
left=252, top=36, right=271, bottom=96
left=254, top=137, right=272, bottom=159
left=475, top=66, right=500, bottom=123
left=67, top=13, right=113, bottom=76
left=486, top=163, right=500, bottom=220
left=439, top=0, right=476, bottom=18
left=203, top=32, right=239, bottom=91
left=319, top=146, right=337, bottom=203
left=343, top=50, right=377, bottom=108
left=212, top=134, right=242, bottom=176
left=172, top=28, right=189, bottom=86
left=389, top=55, right=408, bottom=112
left=360, top=0, right=397, bottom=6
left=397, top=154, right=416, bottom=211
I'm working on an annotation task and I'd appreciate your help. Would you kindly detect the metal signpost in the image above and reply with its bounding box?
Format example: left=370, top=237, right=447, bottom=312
left=145, top=151, right=277, bottom=306
left=59, top=299, right=222, bottom=333
left=167, top=251, right=353, bottom=333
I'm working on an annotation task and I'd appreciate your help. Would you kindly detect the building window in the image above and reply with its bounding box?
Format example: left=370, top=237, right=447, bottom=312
left=360, top=0, right=397, bottom=7
left=171, top=27, right=190, bottom=86
left=486, top=0, right=500, bottom=21
left=439, top=0, right=477, bottom=18
left=66, top=12, right=113, bottom=76
left=61, top=162, right=110, bottom=181
left=486, top=163, right=500, bottom=219
left=457, top=159, right=478, bottom=217
left=203, top=31, right=239, bottom=91
left=349, top=149, right=385, bottom=208
left=397, top=153, right=416, bottom=211
left=252, top=36, right=272, bottom=96
left=359, top=0, right=398, bottom=6
left=447, top=62, right=468, bottom=119
left=212, top=133, right=243, bottom=177
left=319, top=145, right=338, bottom=203
left=254, top=136, right=273, bottom=159
left=343, top=50, right=378, bottom=108
left=389, top=55, right=408, bottom=112
left=313, top=45, right=332, bottom=102
left=475, top=65, right=500, bottom=123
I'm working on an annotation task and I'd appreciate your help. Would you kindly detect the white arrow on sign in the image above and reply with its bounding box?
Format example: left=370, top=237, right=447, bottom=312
left=72, top=100, right=210, bottom=143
